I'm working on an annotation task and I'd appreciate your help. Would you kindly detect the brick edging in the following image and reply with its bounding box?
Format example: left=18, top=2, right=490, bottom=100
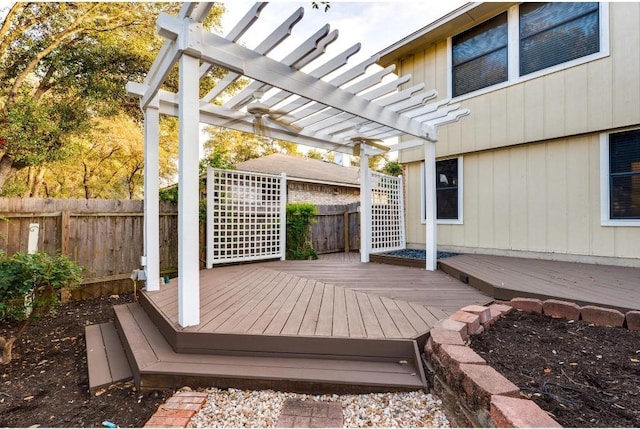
left=425, top=299, right=640, bottom=428
left=144, top=390, right=208, bottom=428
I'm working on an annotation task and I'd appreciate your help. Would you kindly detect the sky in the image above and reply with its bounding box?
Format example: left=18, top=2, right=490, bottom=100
left=206, top=1, right=467, bottom=158
left=219, top=1, right=467, bottom=68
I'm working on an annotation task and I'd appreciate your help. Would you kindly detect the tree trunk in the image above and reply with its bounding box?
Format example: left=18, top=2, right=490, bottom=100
left=29, top=166, right=47, bottom=197
left=0, top=336, right=16, bottom=364
left=0, top=154, right=17, bottom=189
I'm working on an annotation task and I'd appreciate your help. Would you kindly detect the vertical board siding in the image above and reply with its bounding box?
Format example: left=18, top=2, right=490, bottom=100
left=396, top=3, right=640, bottom=159
left=404, top=135, right=640, bottom=261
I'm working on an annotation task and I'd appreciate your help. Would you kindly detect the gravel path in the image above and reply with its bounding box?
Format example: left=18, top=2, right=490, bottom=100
left=188, top=388, right=449, bottom=428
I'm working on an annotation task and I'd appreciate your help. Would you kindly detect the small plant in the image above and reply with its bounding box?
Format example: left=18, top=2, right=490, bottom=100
left=0, top=251, right=84, bottom=363
left=286, top=202, right=319, bottom=260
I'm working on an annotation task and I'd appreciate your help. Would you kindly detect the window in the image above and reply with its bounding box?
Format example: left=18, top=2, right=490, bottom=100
left=520, top=3, right=600, bottom=76
left=421, top=158, right=463, bottom=223
left=452, top=13, right=508, bottom=97
left=600, top=129, right=640, bottom=226
left=450, top=2, right=607, bottom=98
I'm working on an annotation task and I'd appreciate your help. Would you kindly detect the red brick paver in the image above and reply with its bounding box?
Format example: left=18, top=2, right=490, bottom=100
left=542, top=299, right=581, bottom=320
left=491, top=395, right=562, bottom=428
left=144, top=391, right=208, bottom=428
left=580, top=305, right=625, bottom=327
left=627, top=310, right=640, bottom=331
left=276, top=399, right=343, bottom=428
left=510, top=297, right=543, bottom=314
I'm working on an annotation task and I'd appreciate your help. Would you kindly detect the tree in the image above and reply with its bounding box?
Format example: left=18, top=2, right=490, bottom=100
left=0, top=2, right=225, bottom=192
left=382, top=159, right=403, bottom=176
left=201, top=126, right=300, bottom=168
left=0, top=251, right=83, bottom=363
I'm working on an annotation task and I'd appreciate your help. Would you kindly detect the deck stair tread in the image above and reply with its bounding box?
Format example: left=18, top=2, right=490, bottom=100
left=113, top=303, right=425, bottom=392
left=85, top=322, right=133, bottom=393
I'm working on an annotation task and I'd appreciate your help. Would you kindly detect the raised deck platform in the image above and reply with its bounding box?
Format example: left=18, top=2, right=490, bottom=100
left=106, top=257, right=489, bottom=393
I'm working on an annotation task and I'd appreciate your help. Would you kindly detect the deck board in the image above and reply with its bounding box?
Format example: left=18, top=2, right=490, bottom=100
left=331, top=287, right=349, bottom=337
left=298, top=281, right=325, bottom=336
left=344, top=288, right=366, bottom=338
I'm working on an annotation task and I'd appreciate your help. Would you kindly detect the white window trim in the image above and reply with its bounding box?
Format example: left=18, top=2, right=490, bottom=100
left=600, top=128, right=640, bottom=227
left=448, top=2, right=610, bottom=102
left=421, top=157, right=464, bottom=225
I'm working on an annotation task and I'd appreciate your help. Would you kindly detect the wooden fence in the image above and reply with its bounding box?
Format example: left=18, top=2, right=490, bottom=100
left=0, top=198, right=358, bottom=299
left=311, top=203, right=360, bottom=254
left=0, top=198, right=179, bottom=299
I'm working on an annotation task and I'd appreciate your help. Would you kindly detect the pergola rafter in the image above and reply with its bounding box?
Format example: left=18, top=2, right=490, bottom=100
left=127, top=2, right=470, bottom=327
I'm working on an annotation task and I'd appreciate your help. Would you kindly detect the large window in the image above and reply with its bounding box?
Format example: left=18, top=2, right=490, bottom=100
left=452, top=13, right=508, bottom=97
left=601, top=129, right=640, bottom=226
left=421, top=158, right=463, bottom=223
left=520, top=3, right=600, bottom=76
left=451, top=2, right=606, bottom=98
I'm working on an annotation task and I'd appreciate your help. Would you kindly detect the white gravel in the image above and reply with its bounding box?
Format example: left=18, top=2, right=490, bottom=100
left=188, top=388, right=450, bottom=428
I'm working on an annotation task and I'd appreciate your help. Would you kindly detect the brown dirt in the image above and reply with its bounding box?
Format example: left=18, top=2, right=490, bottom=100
left=0, top=293, right=172, bottom=428
left=469, top=309, right=640, bottom=428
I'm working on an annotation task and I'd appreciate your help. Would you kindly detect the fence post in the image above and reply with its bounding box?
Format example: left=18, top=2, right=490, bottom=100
left=60, top=210, right=71, bottom=257
left=343, top=210, right=349, bottom=253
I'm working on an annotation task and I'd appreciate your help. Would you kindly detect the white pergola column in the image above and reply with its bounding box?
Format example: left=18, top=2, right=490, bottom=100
left=177, top=53, right=201, bottom=327
left=424, top=141, right=437, bottom=271
left=143, top=100, right=160, bottom=291
left=359, top=147, right=372, bottom=263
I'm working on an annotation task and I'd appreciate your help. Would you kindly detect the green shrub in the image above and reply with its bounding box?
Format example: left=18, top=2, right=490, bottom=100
left=286, top=202, right=319, bottom=260
left=0, top=252, right=84, bottom=321
left=0, top=251, right=84, bottom=363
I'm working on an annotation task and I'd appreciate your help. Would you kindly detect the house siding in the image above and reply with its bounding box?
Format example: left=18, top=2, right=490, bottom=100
left=397, top=2, right=640, bottom=264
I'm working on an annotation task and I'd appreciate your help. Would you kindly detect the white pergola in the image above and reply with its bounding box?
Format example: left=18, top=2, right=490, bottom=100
left=127, top=2, right=469, bottom=327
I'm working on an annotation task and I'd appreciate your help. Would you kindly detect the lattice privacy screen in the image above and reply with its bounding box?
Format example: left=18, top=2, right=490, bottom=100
left=206, top=168, right=286, bottom=266
left=370, top=172, right=406, bottom=253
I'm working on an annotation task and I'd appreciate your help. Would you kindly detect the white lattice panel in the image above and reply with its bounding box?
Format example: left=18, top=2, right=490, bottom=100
left=207, top=168, right=286, bottom=266
left=370, top=172, right=405, bottom=253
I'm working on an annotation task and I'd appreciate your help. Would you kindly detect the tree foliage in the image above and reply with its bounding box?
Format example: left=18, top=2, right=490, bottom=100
left=0, top=2, right=225, bottom=195
left=201, top=126, right=300, bottom=169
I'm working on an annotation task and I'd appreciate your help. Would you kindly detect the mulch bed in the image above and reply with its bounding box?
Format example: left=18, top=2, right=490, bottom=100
left=0, top=293, right=172, bottom=428
left=470, top=310, right=640, bottom=428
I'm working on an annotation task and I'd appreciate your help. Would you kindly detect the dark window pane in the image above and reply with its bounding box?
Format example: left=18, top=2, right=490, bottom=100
left=452, top=13, right=508, bottom=97
left=435, top=159, right=459, bottom=220
left=520, top=3, right=599, bottom=76
left=610, top=130, right=640, bottom=174
left=437, top=189, right=458, bottom=219
left=609, top=129, right=640, bottom=219
left=520, top=2, right=599, bottom=39
left=453, top=48, right=508, bottom=97
left=436, top=159, right=458, bottom=189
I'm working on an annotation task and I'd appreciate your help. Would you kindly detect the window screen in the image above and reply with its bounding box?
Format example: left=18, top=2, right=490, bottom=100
left=436, top=159, right=459, bottom=219
left=609, top=130, right=640, bottom=219
left=520, top=2, right=599, bottom=76
left=452, top=13, right=508, bottom=97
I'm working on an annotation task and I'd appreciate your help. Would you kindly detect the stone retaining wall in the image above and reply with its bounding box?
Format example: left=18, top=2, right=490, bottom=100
left=425, top=299, right=640, bottom=428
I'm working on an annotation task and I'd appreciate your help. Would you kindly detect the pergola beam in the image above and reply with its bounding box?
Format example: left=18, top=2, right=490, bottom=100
left=154, top=14, right=436, bottom=140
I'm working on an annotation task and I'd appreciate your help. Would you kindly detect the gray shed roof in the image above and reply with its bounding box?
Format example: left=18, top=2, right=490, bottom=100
left=236, top=153, right=360, bottom=188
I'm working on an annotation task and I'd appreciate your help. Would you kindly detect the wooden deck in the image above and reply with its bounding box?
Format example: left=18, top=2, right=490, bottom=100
left=438, top=254, right=640, bottom=312
left=92, top=252, right=640, bottom=393
left=106, top=255, right=490, bottom=393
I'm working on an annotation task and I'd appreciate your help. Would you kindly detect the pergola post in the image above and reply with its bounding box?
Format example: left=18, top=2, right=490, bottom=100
left=424, top=141, right=437, bottom=271
left=177, top=52, right=201, bottom=327
left=143, top=100, right=160, bottom=291
left=359, top=146, right=372, bottom=263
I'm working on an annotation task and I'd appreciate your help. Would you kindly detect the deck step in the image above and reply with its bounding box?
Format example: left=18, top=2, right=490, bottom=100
left=114, top=303, right=425, bottom=393
left=85, top=322, right=133, bottom=393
